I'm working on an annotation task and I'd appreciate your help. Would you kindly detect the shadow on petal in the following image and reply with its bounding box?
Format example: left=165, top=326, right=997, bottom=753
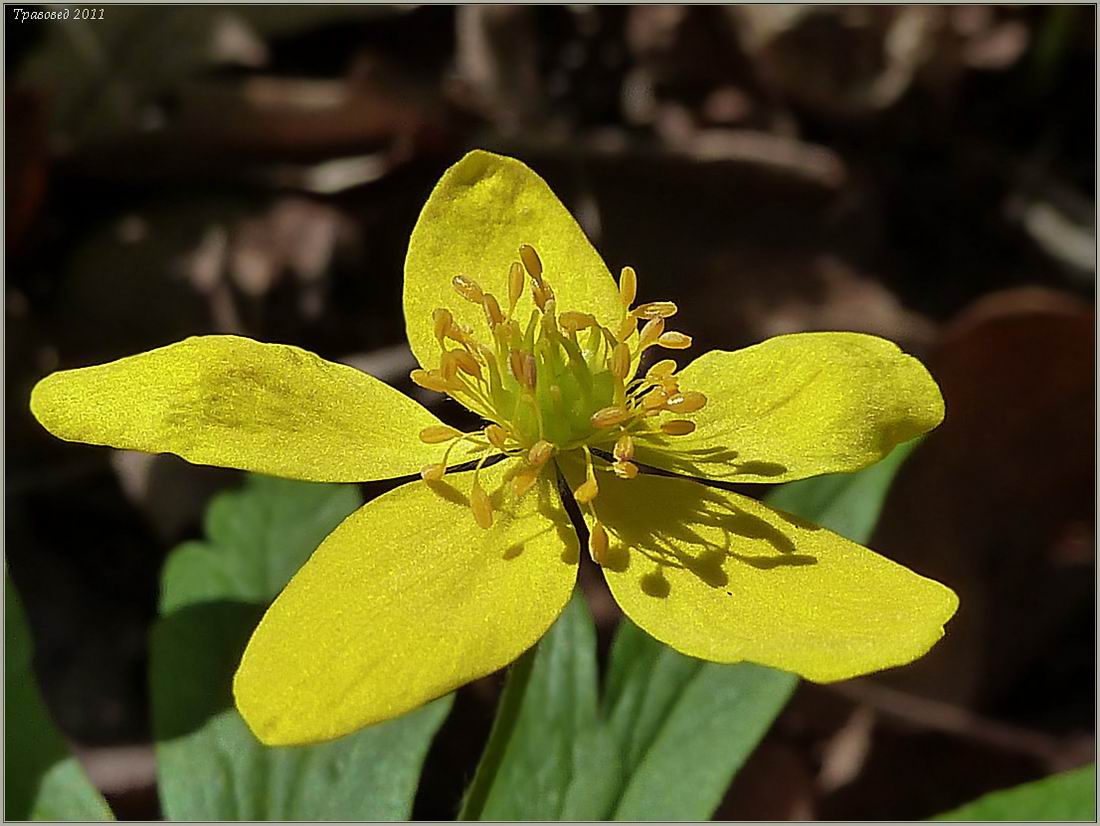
left=591, top=470, right=820, bottom=599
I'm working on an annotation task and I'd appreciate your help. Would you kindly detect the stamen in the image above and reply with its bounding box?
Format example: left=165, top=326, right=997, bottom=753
left=452, top=275, right=485, bottom=304
left=638, top=318, right=665, bottom=350
left=589, top=522, right=609, bottom=564
left=420, top=462, right=446, bottom=482
left=512, top=468, right=539, bottom=497
left=531, top=282, right=551, bottom=311
left=661, top=420, right=697, bottom=436
left=641, top=389, right=670, bottom=410
left=439, top=353, right=459, bottom=381
left=634, top=301, right=678, bottom=320
left=432, top=308, right=453, bottom=345
left=613, top=433, right=635, bottom=461
left=559, top=311, right=596, bottom=334
left=647, top=359, right=677, bottom=380
left=520, top=244, right=544, bottom=283
left=610, top=343, right=631, bottom=380
left=612, top=460, right=639, bottom=479
left=665, top=391, right=707, bottom=414
left=509, top=349, right=538, bottom=391
left=444, top=321, right=477, bottom=350
left=449, top=348, right=483, bottom=380
left=616, top=314, right=638, bottom=342
left=527, top=439, right=554, bottom=467
left=591, top=405, right=630, bottom=428
left=419, top=425, right=462, bottom=444
left=657, top=331, right=692, bottom=350
left=485, top=424, right=509, bottom=451
left=619, top=266, right=637, bottom=308
left=411, top=369, right=464, bottom=394
left=483, top=294, right=504, bottom=328
left=574, top=447, right=599, bottom=504
left=470, top=481, right=493, bottom=528
left=469, top=453, right=495, bottom=529
left=507, top=262, right=524, bottom=311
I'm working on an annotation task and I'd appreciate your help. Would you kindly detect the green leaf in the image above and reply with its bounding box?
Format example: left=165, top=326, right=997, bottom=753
left=603, top=626, right=796, bottom=820
left=5, top=577, right=114, bottom=821
left=933, top=764, right=1096, bottom=821
left=766, top=437, right=919, bottom=543
left=151, top=475, right=453, bottom=820
left=461, top=441, right=921, bottom=820
left=459, top=594, right=620, bottom=820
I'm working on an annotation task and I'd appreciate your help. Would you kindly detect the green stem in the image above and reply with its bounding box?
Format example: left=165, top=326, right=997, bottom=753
left=456, top=644, right=539, bottom=820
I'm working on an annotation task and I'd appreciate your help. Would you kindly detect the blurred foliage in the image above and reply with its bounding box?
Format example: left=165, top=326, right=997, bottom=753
left=6, top=578, right=114, bottom=821
left=933, top=763, right=1096, bottom=821
left=150, top=475, right=451, bottom=820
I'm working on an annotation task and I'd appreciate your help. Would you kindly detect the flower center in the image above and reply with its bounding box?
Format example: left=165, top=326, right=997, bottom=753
left=410, top=244, right=706, bottom=539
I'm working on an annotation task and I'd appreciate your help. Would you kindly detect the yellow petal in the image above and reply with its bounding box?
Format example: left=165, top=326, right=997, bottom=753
left=404, top=150, right=622, bottom=370
left=30, top=335, right=480, bottom=482
left=561, top=460, right=957, bottom=682
left=635, top=333, right=944, bottom=483
left=233, top=458, right=578, bottom=745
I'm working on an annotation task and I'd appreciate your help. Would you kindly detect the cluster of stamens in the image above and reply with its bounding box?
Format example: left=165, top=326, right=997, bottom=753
left=411, top=244, right=707, bottom=562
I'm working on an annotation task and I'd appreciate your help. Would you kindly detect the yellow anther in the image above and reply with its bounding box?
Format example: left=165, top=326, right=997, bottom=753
left=616, top=314, right=638, bottom=342
left=619, top=266, right=637, bottom=308
left=411, top=369, right=463, bottom=394
left=511, top=469, right=539, bottom=498
left=508, top=261, right=525, bottom=310
left=591, top=405, right=631, bottom=428
left=483, top=293, right=504, bottom=328
left=665, top=390, right=707, bottom=414
left=574, top=477, right=599, bottom=504
left=519, top=244, right=543, bottom=283
left=641, top=388, right=670, bottom=410
left=452, top=275, right=485, bottom=304
left=420, top=462, right=446, bottom=482
left=661, top=420, right=697, bottom=436
left=523, top=354, right=538, bottom=391
left=432, top=308, right=453, bottom=345
left=589, top=522, right=609, bottom=564
left=528, top=439, right=554, bottom=466
left=508, top=350, right=524, bottom=384
left=634, top=301, right=678, bottom=320
left=449, top=348, right=483, bottom=380
left=559, top=311, right=596, bottom=333
left=638, top=317, right=666, bottom=349
left=610, top=342, right=631, bottom=380
left=647, top=359, right=678, bottom=380
left=485, top=424, right=509, bottom=451
left=508, top=349, right=537, bottom=391
left=613, top=460, right=639, bottom=479
left=614, top=433, right=635, bottom=462
left=657, top=331, right=693, bottom=350
left=419, top=425, right=462, bottom=444
left=444, top=321, right=477, bottom=349
left=532, top=281, right=555, bottom=311
left=470, top=482, right=493, bottom=529
left=439, top=352, right=459, bottom=381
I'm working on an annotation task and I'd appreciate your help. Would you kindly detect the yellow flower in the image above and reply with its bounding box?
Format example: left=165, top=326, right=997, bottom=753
left=30, top=150, right=957, bottom=747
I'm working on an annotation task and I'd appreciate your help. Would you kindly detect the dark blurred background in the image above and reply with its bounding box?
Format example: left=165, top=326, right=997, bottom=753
left=6, top=5, right=1095, bottom=820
